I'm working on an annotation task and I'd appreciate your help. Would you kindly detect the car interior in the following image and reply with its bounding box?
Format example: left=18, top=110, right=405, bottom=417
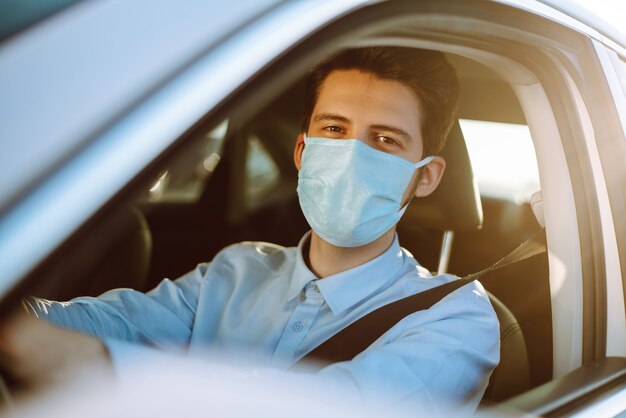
left=22, top=46, right=552, bottom=407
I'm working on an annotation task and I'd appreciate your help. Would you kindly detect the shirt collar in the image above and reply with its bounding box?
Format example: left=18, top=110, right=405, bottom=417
left=288, top=231, right=407, bottom=316
left=286, top=231, right=318, bottom=301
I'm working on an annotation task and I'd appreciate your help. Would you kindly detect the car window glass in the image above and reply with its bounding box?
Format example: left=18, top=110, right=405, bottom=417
left=147, top=119, right=228, bottom=203
left=459, top=119, right=540, bottom=203
left=244, top=135, right=281, bottom=209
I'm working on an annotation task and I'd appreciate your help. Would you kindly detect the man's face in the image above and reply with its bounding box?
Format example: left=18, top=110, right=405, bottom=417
left=307, top=70, right=425, bottom=161
left=306, top=69, right=426, bottom=204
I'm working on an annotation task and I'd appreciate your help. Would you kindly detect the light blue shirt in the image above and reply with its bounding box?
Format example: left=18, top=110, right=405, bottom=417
left=27, top=232, right=499, bottom=414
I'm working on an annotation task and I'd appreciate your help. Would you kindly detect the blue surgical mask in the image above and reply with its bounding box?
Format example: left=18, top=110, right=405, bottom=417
left=297, top=136, right=434, bottom=247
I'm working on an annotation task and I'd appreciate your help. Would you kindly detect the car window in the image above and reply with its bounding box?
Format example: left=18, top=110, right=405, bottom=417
left=147, top=120, right=229, bottom=203
left=244, top=135, right=281, bottom=209
left=459, top=119, right=540, bottom=203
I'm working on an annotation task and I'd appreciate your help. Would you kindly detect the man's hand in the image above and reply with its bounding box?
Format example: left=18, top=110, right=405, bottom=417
left=0, top=310, right=112, bottom=390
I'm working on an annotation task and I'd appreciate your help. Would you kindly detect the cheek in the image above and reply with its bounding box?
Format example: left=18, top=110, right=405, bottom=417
left=409, top=143, right=425, bottom=162
left=401, top=169, right=423, bottom=204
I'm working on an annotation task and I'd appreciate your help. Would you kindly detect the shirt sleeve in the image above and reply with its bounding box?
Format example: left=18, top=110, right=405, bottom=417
left=313, top=280, right=500, bottom=416
left=24, top=263, right=209, bottom=349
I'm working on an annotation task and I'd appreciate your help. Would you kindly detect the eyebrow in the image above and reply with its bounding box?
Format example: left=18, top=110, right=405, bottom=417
left=312, top=113, right=351, bottom=124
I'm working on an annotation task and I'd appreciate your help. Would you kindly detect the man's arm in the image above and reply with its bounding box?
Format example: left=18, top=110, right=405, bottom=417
left=25, top=262, right=209, bottom=347
left=0, top=262, right=208, bottom=387
left=312, top=280, right=500, bottom=414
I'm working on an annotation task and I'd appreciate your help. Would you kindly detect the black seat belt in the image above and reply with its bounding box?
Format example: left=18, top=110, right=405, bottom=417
left=294, top=230, right=546, bottom=367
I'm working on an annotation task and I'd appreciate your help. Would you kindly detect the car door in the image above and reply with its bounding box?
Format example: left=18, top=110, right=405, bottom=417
left=1, top=0, right=626, bottom=416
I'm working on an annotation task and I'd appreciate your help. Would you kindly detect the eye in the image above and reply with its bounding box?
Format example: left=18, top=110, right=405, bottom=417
left=323, top=125, right=343, bottom=133
left=320, top=125, right=346, bottom=138
left=375, top=135, right=399, bottom=146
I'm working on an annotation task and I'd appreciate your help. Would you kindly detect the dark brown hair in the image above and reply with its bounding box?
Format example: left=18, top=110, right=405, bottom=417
left=301, top=47, right=460, bottom=156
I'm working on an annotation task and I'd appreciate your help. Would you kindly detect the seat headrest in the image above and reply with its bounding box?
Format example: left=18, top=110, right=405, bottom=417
left=400, top=120, right=483, bottom=231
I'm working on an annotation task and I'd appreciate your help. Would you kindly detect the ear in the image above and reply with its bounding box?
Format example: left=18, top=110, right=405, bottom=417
left=414, top=156, right=446, bottom=198
left=293, top=132, right=305, bottom=170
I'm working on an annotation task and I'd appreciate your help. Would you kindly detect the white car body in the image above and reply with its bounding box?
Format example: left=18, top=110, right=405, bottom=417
left=1, top=0, right=625, bottom=415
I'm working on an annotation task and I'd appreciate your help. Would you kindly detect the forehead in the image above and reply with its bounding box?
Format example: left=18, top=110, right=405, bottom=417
left=313, top=69, right=422, bottom=134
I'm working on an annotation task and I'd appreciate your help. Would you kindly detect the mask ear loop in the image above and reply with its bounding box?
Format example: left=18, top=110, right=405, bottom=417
left=397, top=155, right=435, bottom=214
left=415, top=155, right=435, bottom=168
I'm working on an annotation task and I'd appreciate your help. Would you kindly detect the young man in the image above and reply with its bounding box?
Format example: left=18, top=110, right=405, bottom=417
left=1, top=47, right=499, bottom=414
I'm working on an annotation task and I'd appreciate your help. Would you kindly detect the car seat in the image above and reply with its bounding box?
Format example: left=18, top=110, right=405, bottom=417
left=399, top=121, right=531, bottom=403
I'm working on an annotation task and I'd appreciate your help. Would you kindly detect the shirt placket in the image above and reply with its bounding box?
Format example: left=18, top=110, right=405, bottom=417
left=272, top=282, right=324, bottom=367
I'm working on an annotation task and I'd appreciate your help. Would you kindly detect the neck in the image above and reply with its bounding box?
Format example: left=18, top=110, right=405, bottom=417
left=306, top=229, right=396, bottom=278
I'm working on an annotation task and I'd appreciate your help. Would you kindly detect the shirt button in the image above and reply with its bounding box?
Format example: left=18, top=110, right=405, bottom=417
left=292, top=321, right=304, bottom=332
